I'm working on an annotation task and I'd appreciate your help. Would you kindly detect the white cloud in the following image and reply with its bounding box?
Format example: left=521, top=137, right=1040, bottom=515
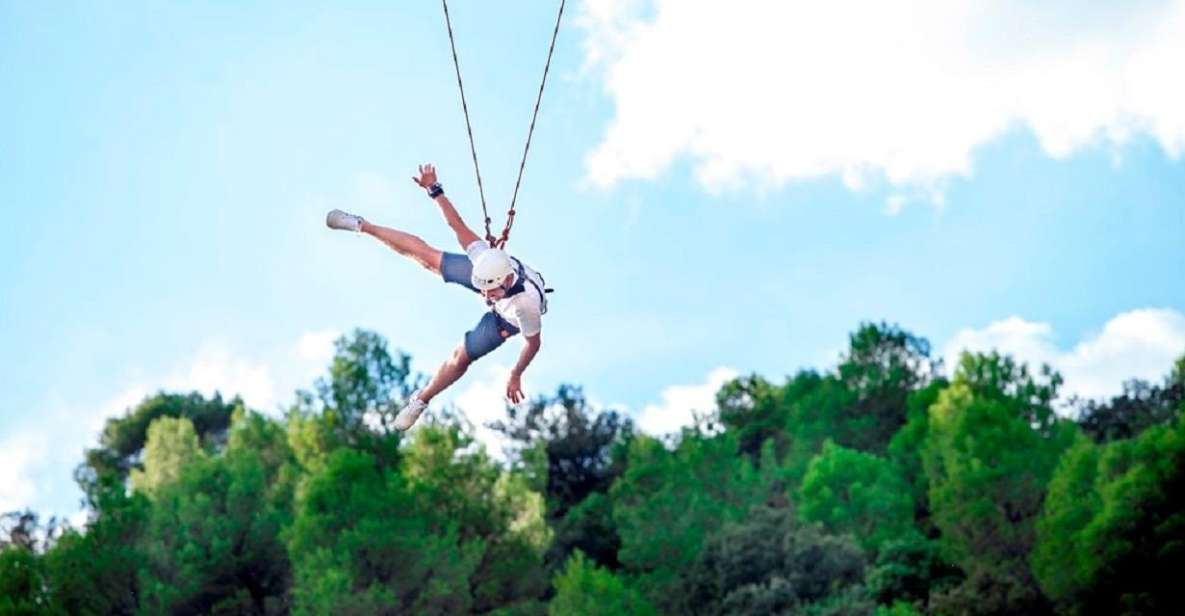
left=66, top=508, right=90, bottom=530
left=580, top=0, right=1185, bottom=196
left=942, top=308, right=1185, bottom=402
left=296, top=329, right=340, bottom=365
left=0, top=386, right=148, bottom=516
left=163, top=344, right=276, bottom=410
left=4, top=342, right=282, bottom=518
left=635, top=367, right=738, bottom=435
left=0, top=433, right=49, bottom=514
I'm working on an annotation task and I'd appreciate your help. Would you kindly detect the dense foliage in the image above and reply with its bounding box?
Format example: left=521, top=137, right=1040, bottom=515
left=2, top=325, right=1181, bottom=615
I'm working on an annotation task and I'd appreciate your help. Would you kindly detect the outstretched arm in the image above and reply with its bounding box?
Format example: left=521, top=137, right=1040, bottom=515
left=506, top=333, right=541, bottom=404
left=413, top=164, right=482, bottom=250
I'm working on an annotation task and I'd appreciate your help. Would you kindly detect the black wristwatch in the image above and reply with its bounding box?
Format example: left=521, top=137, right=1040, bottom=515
left=427, top=182, right=444, bottom=198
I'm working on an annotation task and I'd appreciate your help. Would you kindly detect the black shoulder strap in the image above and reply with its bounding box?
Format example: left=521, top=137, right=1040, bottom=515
left=506, top=258, right=549, bottom=314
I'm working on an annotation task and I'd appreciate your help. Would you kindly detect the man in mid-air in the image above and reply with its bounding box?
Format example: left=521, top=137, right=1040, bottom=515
left=326, top=164, right=548, bottom=431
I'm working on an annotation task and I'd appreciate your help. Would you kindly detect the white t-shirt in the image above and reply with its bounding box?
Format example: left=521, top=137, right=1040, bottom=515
left=466, top=241, right=546, bottom=337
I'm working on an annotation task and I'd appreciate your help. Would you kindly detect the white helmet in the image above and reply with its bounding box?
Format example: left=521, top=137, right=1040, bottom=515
left=471, top=249, right=516, bottom=291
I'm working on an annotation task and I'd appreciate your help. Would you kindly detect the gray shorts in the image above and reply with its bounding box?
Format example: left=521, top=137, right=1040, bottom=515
left=441, top=252, right=520, bottom=361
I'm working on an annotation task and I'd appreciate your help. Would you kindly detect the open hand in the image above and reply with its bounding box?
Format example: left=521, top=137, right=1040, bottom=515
left=412, top=164, right=438, bottom=189
left=506, top=373, right=525, bottom=404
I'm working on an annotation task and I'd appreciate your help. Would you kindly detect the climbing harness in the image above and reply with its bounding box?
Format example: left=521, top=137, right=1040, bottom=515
left=507, top=257, right=551, bottom=314
left=440, top=0, right=565, bottom=249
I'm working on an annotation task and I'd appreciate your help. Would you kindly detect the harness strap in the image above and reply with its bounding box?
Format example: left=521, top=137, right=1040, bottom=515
left=503, top=258, right=549, bottom=314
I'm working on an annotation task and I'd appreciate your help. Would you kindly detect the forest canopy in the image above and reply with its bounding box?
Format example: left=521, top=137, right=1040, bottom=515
left=3, top=324, right=1182, bottom=616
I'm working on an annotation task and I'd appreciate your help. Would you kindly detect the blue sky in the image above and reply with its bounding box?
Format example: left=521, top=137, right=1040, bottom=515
left=3, top=1, right=1184, bottom=518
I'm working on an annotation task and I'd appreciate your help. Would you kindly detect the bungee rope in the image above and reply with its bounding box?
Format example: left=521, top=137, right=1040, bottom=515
left=440, top=0, right=566, bottom=249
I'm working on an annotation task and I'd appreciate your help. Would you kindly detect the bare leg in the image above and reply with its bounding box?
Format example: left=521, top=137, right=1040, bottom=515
left=360, top=220, right=443, bottom=274
left=419, top=344, right=472, bottom=403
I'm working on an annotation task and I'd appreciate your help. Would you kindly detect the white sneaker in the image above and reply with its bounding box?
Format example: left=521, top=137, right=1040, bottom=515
left=326, top=209, right=364, bottom=232
left=394, top=394, right=428, bottom=431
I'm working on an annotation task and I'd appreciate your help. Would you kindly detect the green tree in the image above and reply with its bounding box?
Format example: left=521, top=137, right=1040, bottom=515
left=610, top=431, right=772, bottom=607
left=548, top=552, right=656, bottom=616
left=874, top=602, right=924, bottom=616
left=720, top=324, right=934, bottom=491
left=834, top=323, right=936, bottom=454
left=402, top=421, right=550, bottom=612
left=316, top=330, right=420, bottom=434
left=0, top=546, right=52, bottom=616
left=865, top=534, right=959, bottom=610
left=287, top=448, right=483, bottom=615
left=286, top=433, right=549, bottom=616
left=798, top=440, right=914, bottom=554
left=717, top=373, right=790, bottom=460
left=492, top=385, right=630, bottom=518
left=136, top=411, right=295, bottom=614
left=402, top=421, right=505, bottom=541
left=923, top=352, right=1075, bottom=615
left=491, top=385, right=631, bottom=571
left=20, top=326, right=1183, bottom=614
left=291, top=329, right=423, bottom=469
left=780, top=375, right=860, bottom=483
left=681, top=506, right=869, bottom=616
left=42, top=483, right=147, bottom=616
left=886, top=379, right=947, bottom=531
left=75, top=392, right=236, bottom=504
left=129, top=416, right=206, bottom=496
left=545, top=492, right=619, bottom=576
left=781, top=323, right=932, bottom=489
left=1030, top=433, right=1100, bottom=603
left=1034, top=411, right=1185, bottom=615
left=1073, top=374, right=1182, bottom=443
